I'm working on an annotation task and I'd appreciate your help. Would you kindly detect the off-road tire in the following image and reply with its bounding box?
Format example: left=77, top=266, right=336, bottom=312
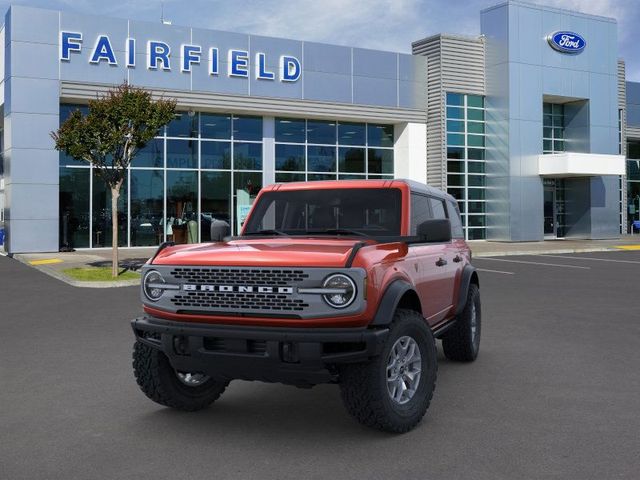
left=133, top=341, right=228, bottom=411
left=442, top=283, right=481, bottom=362
left=339, top=309, right=437, bottom=433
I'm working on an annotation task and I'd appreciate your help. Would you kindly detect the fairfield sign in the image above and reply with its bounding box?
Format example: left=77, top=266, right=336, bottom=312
left=59, top=31, right=302, bottom=82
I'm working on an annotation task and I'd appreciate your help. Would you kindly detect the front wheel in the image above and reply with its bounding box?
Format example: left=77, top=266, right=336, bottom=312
left=132, top=341, right=228, bottom=411
left=339, top=309, right=437, bottom=433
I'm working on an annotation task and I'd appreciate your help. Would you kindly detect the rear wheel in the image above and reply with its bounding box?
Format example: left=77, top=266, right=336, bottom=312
left=339, top=309, right=437, bottom=433
left=132, top=341, right=228, bottom=411
left=442, top=283, right=481, bottom=362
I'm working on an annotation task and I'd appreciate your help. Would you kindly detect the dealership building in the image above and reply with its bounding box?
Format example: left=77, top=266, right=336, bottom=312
left=0, top=0, right=639, bottom=253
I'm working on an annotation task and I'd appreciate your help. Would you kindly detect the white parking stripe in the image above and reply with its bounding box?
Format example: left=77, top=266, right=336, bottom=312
left=540, top=254, right=640, bottom=265
left=476, top=258, right=590, bottom=269
left=477, top=268, right=515, bottom=275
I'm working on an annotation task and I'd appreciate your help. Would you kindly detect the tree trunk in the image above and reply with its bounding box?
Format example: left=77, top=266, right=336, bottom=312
left=111, top=184, right=121, bottom=278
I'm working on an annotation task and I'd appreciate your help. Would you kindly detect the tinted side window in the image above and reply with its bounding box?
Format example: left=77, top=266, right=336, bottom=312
left=429, top=197, right=447, bottom=220
left=447, top=199, right=464, bottom=239
left=410, top=193, right=432, bottom=235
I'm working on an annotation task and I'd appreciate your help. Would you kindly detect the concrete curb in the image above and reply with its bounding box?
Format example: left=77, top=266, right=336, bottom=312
left=11, top=254, right=140, bottom=288
left=472, top=246, right=617, bottom=258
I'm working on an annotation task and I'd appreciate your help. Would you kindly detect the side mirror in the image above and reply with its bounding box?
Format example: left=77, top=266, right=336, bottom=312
left=417, top=219, right=452, bottom=243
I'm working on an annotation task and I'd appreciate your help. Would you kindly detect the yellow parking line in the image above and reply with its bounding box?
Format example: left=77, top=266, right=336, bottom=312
left=614, top=245, right=640, bottom=251
left=29, top=259, right=63, bottom=265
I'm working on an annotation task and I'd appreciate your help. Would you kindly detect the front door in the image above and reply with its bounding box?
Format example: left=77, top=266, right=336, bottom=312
left=543, top=179, right=566, bottom=238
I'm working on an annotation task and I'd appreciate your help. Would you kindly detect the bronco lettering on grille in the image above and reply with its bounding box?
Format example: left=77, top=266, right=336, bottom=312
left=182, top=284, right=294, bottom=294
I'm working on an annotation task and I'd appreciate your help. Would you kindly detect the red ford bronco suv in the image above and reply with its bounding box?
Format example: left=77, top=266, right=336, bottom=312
left=131, top=179, right=480, bottom=433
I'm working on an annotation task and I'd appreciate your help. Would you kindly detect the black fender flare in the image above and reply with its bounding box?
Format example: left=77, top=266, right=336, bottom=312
left=455, top=265, right=479, bottom=316
left=371, top=280, right=417, bottom=326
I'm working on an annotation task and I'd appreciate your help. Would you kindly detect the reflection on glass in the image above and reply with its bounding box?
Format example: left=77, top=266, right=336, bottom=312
left=130, top=169, right=164, bottom=246
left=201, top=141, right=231, bottom=169
left=167, top=111, right=198, bottom=138
left=59, top=167, right=90, bottom=248
left=167, top=139, right=197, bottom=169
left=201, top=171, right=231, bottom=241
left=233, top=172, right=262, bottom=235
left=275, top=118, right=305, bottom=143
left=367, top=124, right=394, bottom=147
left=307, top=120, right=336, bottom=145
left=446, top=93, right=464, bottom=106
left=92, top=170, right=127, bottom=247
left=167, top=171, right=198, bottom=244
left=308, top=173, right=336, bottom=181
left=233, top=115, right=262, bottom=141
left=276, top=144, right=305, bottom=171
left=201, top=113, right=231, bottom=139
left=447, top=174, right=464, bottom=187
left=338, top=147, right=365, bottom=173
left=368, top=148, right=394, bottom=174
left=133, top=139, right=163, bottom=168
left=338, top=122, right=366, bottom=146
left=276, top=172, right=305, bottom=183
left=234, top=142, right=262, bottom=170
left=308, top=145, right=336, bottom=172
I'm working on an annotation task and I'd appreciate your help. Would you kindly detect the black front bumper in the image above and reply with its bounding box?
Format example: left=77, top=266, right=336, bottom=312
left=131, top=316, right=389, bottom=386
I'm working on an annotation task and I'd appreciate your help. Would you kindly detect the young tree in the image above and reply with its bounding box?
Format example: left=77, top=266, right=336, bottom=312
left=52, top=83, right=176, bottom=277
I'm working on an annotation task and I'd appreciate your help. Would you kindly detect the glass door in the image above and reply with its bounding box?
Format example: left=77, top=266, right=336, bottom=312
left=544, top=179, right=555, bottom=237
left=543, top=178, right=566, bottom=238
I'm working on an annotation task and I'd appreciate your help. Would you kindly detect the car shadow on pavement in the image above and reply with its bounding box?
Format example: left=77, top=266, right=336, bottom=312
left=128, top=354, right=465, bottom=440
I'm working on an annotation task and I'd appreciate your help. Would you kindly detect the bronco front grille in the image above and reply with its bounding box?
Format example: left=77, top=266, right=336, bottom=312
left=170, top=291, right=309, bottom=311
left=170, top=267, right=309, bottom=285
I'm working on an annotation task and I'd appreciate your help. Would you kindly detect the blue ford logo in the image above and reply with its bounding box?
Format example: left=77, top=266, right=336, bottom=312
left=547, top=31, right=586, bottom=54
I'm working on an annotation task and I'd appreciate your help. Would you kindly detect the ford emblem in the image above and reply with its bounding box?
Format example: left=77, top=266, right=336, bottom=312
left=547, top=31, right=586, bottom=54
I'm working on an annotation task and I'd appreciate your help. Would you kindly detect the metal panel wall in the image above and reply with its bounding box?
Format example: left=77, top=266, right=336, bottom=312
left=482, top=1, right=620, bottom=241
left=412, top=34, right=485, bottom=190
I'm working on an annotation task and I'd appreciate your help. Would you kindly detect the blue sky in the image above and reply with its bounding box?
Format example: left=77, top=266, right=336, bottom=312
left=2, top=0, right=639, bottom=80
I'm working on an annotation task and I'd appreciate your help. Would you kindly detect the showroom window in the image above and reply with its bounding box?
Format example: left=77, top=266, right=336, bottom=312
left=445, top=92, right=486, bottom=240
left=627, top=140, right=640, bottom=234
left=543, top=103, right=565, bottom=154
left=58, top=105, right=263, bottom=248
left=274, top=118, right=394, bottom=182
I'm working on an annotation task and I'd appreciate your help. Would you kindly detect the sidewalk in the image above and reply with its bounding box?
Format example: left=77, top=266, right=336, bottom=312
left=7, top=236, right=640, bottom=288
left=469, top=235, right=640, bottom=257
left=10, top=247, right=156, bottom=288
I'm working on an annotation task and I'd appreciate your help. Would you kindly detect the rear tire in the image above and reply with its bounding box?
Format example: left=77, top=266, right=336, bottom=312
left=132, top=341, right=228, bottom=411
left=339, top=309, right=437, bottom=433
left=442, top=283, right=481, bottom=362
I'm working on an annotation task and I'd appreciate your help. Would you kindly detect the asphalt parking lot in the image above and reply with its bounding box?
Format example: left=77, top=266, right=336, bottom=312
left=1, top=250, right=640, bottom=480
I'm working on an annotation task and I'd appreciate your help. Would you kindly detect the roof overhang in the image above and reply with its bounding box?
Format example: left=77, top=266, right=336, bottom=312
left=538, top=152, right=626, bottom=177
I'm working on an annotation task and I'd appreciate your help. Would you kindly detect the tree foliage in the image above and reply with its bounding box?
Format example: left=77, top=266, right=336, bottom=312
left=52, top=83, right=176, bottom=188
left=51, top=83, right=176, bottom=276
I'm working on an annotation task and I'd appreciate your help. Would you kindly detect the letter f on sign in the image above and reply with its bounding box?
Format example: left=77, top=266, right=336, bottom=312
left=60, top=31, right=82, bottom=61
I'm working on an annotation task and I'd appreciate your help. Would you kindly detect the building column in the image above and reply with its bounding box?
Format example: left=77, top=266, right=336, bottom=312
left=3, top=6, right=60, bottom=253
left=394, top=122, right=427, bottom=184
left=262, top=116, right=275, bottom=187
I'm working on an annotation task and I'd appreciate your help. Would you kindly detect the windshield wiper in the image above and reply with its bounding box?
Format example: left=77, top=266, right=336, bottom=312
left=244, top=229, right=289, bottom=236
left=306, top=228, right=368, bottom=237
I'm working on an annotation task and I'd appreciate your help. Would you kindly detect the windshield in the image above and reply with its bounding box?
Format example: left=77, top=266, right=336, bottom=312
left=242, top=188, right=402, bottom=237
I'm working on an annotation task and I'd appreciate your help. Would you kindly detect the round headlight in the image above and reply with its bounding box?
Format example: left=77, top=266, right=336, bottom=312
left=143, top=270, right=165, bottom=302
left=322, top=274, right=356, bottom=309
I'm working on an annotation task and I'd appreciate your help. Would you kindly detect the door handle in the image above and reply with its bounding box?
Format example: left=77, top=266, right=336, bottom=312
left=436, top=257, right=448, bottom=267
left=453, top=255, right=462, bottom=263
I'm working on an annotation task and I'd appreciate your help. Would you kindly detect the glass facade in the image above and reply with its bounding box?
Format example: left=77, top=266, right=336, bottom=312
left=543, top=103, right=565, bottom=154
left=445, top=92, right=486, bottom=240
left=274, top=118, right=394, bottom=182
left=58, top=105, right=263, bottom=248
left=627, top=140, right=640, bottom=232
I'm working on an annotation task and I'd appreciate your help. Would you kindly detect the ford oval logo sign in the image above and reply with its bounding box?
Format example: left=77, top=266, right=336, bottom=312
left=547, top=31, right=586, bottom=54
